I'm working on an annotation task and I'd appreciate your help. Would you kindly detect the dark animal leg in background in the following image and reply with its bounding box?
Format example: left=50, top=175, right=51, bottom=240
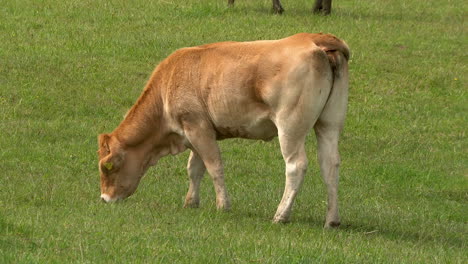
left=313, top=0, right=323, bottom=13
left=272, top=0, right=284, bottom=14
left=230, top=0, right=330, bottom=15
left=313, top=0, right=332, bottom=15
left=322, top=0, right=332, bottom=15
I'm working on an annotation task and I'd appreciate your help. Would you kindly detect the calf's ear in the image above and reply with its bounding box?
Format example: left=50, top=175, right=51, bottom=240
left=98, top=133, right=111, bottom=154
left=99, top=150, right=124, bottom=173
left=98, top=133, right=124, bottom=173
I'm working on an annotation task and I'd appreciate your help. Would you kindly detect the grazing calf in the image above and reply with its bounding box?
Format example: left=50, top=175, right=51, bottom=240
left=98, top=33, right=349, bottom=228
left=228, top=0, right=333, bottom=15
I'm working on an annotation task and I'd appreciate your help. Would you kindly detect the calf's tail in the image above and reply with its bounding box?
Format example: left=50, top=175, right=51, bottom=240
left=312, top=33, right=350, bottom=79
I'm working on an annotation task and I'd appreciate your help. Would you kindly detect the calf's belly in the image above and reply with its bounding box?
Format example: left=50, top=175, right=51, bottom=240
left=215, top=117, right=277, bottom=141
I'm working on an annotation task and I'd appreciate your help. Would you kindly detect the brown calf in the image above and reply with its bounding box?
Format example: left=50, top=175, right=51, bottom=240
left=98, top=33, right=349, bottom=228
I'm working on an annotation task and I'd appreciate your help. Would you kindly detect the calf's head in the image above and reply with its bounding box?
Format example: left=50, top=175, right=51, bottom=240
left=97, top=134, right=148, bottom=202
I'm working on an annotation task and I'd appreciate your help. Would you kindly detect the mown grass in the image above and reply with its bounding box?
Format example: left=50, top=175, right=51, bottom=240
left=1, top=0, right=466, bottom=263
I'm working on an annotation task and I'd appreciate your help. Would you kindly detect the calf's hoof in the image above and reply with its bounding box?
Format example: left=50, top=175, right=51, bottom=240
left=183, top=198, right=200, bottom=208
left=216, top=200, right=231, bottom=211
left=273, top=214, right=290, bottom=224
left=324, top=221, right=341, bottom=229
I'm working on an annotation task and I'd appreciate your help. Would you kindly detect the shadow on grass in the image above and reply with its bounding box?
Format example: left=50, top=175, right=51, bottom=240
left=293, top=215, right=467, bottom=249
left=344, top=221, right=465, bottom=249
left=230, top=204, right=466, bottom=249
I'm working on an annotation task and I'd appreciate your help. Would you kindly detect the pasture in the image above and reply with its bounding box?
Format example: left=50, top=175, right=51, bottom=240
left=1, top=0, right=466, bottom=262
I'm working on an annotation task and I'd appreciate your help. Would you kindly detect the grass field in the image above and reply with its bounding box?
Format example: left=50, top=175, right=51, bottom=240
left=1, top=0, right=466, bottom=263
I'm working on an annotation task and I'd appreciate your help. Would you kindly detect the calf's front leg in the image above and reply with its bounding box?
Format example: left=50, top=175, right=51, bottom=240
left=184, top=121, right=231, bottom=210
left=184, top=151, right=206, bottom=208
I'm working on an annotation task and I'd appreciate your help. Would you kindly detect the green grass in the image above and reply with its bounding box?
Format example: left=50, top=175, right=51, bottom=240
left=1, top=0, right=466, bottom=263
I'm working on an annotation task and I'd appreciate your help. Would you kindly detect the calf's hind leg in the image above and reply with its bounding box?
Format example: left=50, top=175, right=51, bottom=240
left=273, top=134, right=308, bottom=223
left=272, top=103, right=317, bottom=223
left=313, top=64, right=348, bottom=228
left=315, top=122, right=342, bottom=228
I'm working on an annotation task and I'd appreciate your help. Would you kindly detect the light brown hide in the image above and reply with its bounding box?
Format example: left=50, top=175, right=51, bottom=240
left=98, top=33, right=349, bottom=227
